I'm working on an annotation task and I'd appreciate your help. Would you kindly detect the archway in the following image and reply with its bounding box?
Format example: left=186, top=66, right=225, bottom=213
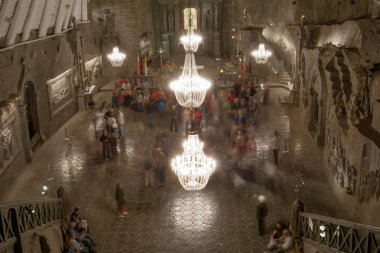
left=24, top=82, right=40, bottom=141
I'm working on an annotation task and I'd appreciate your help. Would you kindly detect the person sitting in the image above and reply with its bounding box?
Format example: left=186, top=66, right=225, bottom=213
left=71, top=207, right=89, bottom=233
left=275, top=229, right=295, bottom=253
left=67, top=221, right=94, bottom=251
left=67, top=233, right=89, bottom=253
left=267, top=221, right=288, bottom=251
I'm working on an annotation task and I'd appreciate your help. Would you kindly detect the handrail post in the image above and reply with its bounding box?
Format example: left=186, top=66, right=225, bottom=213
left=290, top=199, right=304, bottom=236
left=10, top=208, right=24, bottom=253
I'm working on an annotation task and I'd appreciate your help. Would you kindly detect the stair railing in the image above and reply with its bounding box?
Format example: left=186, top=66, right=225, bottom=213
left=299, top=212, right=380, bottom=253
left=0, top=198, right=63, bottom=252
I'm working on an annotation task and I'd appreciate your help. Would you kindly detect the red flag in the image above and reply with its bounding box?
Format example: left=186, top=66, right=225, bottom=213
left=137, top=54, right=141, bottom=77
left=242, top=53, right=247, bottom=76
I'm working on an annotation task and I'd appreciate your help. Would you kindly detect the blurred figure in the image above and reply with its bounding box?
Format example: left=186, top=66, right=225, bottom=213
left=100, top=130, right=112, bottom=160
left=267, top=221, right=288, bottom=251
left=115, top=183, right=127, bottom=218
left=143, top=149, right=155, bottom=187
left=265, top=160, right=277, bottom=192
left=272, top=131, right=281, bottom=166
left=170, top=105, right=178, bottom=132
left=116, top=108, right=125, bottom=138
left=256, top=195, right=268, bottom=236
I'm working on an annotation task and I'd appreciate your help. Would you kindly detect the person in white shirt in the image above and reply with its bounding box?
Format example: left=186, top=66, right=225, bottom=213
left=116, top=109, right=125, bottom=138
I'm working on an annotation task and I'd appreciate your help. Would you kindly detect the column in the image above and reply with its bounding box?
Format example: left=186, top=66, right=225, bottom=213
left=316, top=99, right=325, bottom=146
left=213, top=0, right=221, bottom=57
left=162, top=4, right=170, bottom=58
left=18, top=104, right=32, bottom=162
left=175, top=3, right=180, bottom=33
left=307, top=92, right=316, bottom=131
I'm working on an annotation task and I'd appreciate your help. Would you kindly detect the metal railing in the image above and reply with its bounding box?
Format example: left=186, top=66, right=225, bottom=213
left=0, top=198, right=63, bottom=252
left=299, top=212, right=380, bottom=253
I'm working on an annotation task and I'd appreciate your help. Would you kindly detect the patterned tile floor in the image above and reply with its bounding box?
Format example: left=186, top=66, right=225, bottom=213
left=1, top=56, right=356, bottom=252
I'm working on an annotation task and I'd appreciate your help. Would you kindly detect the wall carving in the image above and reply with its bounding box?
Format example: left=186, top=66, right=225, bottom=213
left=326, top=109, right=357, bottom=195
left=46, top=69, right=75, bottom=119
left=0, top=105, right=20, bottom=174
left=358, top=170, right=380, bottom=204
left=85, top=56, right=102, bottom=84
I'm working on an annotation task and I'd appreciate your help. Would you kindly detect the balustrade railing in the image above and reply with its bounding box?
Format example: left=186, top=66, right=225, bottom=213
left=0, top=198, right=63, bottom=252
left=30, top=132, right=43, bottom=152
left=299, top=212, right=380, bottom=253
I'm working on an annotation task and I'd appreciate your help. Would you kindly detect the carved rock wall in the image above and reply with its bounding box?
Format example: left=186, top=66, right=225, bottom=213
left=299, top=21, right=380, bottom=226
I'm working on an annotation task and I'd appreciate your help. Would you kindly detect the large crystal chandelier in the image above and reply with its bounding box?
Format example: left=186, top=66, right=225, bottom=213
left=181, top=29, right=202, bottom=53
left=251, top=43, right=272, bottom=64
left=172, top=133, right=216, bottom=191
left=107, top=47, right=126, bottom=67
left=169, top=53, right=211, bottom=108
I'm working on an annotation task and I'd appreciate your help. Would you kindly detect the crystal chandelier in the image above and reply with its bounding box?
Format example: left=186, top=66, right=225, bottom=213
left=251, top=44, right=272, bottom=64
left=172, top=133, right=216, bottom=191
left=107, top=47, right=126, bottom=67
left=181, top=29, right=202, bottom=53
left=169, top=53, right=211, bottom=108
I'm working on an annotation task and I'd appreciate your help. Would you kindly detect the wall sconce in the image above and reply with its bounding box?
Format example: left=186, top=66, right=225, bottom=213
left=9, top=93, right=21, bottom=101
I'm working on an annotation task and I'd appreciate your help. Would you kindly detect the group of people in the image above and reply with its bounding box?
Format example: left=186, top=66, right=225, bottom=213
left=111, top=78, right=171, bottom=115
left=66, top=207, right=96, bottom=253
left=99, top=107, right=125, bottom=160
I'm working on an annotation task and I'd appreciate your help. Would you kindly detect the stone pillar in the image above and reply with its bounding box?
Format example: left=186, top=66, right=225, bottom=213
left=162, top=4, right=168, bottom=34
left=316, top=99, right=325, bottom=146
left=289, top=199, right=304, bottom=235
left=307, top=92, right=316, bottom=131
left=175, top=3, right=180, bottom=33
left=162, top=4, right=170, bottom=58
left=162, top=34, right=170, bottom=58
left=17, top=105, right=32, bottom=162
left=213, top=1, right=221, bottom=57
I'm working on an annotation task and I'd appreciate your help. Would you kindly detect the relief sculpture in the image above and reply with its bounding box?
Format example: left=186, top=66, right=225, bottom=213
left=0, top=106, right=19, bottom=173
left=358, top=170, right=380, bottom=204
left=47, top=70, right=74, bottom=118
left=326, top=113, right=357, bottom=195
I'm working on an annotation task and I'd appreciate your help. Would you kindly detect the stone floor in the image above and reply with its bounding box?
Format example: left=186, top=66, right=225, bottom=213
left=1, top=56, right=357, bottom=252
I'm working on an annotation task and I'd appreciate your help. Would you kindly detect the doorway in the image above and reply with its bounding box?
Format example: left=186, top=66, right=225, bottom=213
left=24, top=82, right=40, bottom=140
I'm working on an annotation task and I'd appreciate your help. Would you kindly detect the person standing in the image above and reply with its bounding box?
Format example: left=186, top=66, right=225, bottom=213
left=137, top=91, right=144, bottom=112
left=100, top=130, right=112, bottom=160
left=153, top=147, right=166, bottom=186
left=115, top=183, right=127, bottom=218
left=182, top=108, right=191, bottom=134
left=117, top=109, right=125, bottom=138
left=272, top=131, right=281, bottom=167
left=170, top=105, right=178, bottom=132
left=146, top=99, right=154, bottom=128
left=144, top=150, right=155, bottom=187
left=110, top=132, right=118, bottom=156
left=256, top=195, right=268, bottom=236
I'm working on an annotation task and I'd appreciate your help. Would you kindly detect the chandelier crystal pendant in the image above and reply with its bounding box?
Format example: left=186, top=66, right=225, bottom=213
left=251, top=43, right=272, bottom=64
left=181, top=29, right=202, bottom=53
left=172, top=133, right=216, bottom=191
left=107, top=47, right=126, bottom=67
left=169, top=53, right=211, bottom=108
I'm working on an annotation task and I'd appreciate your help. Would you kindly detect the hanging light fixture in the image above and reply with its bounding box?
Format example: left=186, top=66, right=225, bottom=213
left=251, top=43, right=272, bottom=64
left=169, top=53, right=210, bottom=108
left=181, top=29, right=202, bottom=53
left=172, top=133, right=216, bottom=191
left=107, top=47, right=126, bottom=67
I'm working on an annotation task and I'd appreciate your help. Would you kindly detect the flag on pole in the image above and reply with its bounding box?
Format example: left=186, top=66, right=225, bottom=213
left=242, top=52, right=247, bottom=76
left=137, top=54, right=141, bottom=77
left=144, top=53, right=148, bottom=76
